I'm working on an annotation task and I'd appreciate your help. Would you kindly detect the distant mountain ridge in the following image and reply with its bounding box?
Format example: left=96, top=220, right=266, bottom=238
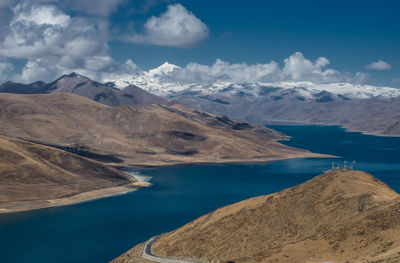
left=104, top=62, right=400, bottom=136
left=105, top=62, right=400, bottom=99
left=3, top=70, right=400, bottom=136
left=0, top=72, right=168, bottom=107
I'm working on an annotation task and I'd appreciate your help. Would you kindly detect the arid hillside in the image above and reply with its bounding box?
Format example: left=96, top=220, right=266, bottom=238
left=114, top=170, right=400, bottom=263
left=0, top=93, right=319, bottom=166
left=0, top=135, right=143, bottom=213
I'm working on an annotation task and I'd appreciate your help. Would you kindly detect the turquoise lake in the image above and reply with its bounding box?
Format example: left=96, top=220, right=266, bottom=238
left=0, top=125, right=400, bottom=262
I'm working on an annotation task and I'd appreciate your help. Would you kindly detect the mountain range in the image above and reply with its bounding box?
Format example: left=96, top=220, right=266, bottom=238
left=0, top=72, right=167, bottom=107
left=113, top=170, right=400, bottom=263
left=1, top=72, right=399, bottom=260
left=97, top=62, right=400, bottom=136
left=3, top=70, right=400, bottom=136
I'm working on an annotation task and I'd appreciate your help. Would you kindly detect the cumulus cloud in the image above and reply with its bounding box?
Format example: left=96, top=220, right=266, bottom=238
left=354, top=72, right=370, bottom=84
left=13, top=4, right=71, bottom=27
left=167, top=59, right=280, bottom=84
left=282, top=52, right=340, bottom=82
left=0, top=0, right=124, bottom=17
left=0, top=1, right=210, bottom=82
left=366, top=60, right=391, bottom=71
left=0, top=1, right=119, bottom=82
left=160, top=52, right=345, bottom=85
left=0, top=3, right=109, bottom=59
left=126, top=4, right=209, bottom=47
left=0, top=1, right=377, bottom=88
left=18, top=56, right=137, bottom=83
left=0, top=61, right=14, bottom=82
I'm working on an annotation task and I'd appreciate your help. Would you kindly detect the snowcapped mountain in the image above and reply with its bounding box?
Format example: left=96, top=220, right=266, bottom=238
left=108, top=62, right=186, bottom=96
left=108, top=62, right=400, bottom=100
left=103, top=62, right=400, bottom=136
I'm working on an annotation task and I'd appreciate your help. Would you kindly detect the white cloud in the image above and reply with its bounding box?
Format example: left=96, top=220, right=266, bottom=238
left=366, top=60, right=391, bottom=71
left=13, top=4, right=71, bottom=27
left=159, top=52, right=344, bottom=85
left=20, top=59, right=54, bottom=82
left=0, top=3, right=109, bottom=59
left=354, top=72, right=370, bottom=84
left=0, top=1, right=384, bottom=89
left=0, top=1, right=117, bottom=82
left=126, top=4, right=209, bottom=48
left=17, top=55, right=135, bottom=83
left=0, top=61, right=14, bottom=82
left=0, top=1, right=210, bottom=83
left=167, top=59, right=281, bottom=84
left=282, top=52, right=341, bottom=82
left=95, top=52, right=374, bottom=90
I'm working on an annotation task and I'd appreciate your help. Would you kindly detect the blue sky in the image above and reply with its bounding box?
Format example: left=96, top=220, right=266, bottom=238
left=0, top=0, right=398, bottom=87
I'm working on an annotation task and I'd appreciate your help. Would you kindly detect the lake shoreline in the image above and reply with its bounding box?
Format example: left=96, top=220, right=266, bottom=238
left=0, top=152, right=329, bottom=215
left=115, top=152, right=331, bottom=168
left=266, top=121, right=400, bottom=138
left=0, top=181, right=151, bottom=214
left=2, top=125, right=400, bottom=263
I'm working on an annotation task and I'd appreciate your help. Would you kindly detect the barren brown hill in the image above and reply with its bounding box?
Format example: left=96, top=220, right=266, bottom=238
left=114, top=170, right=400, bottom=263
left=0, top=93, right=320, bottom=166
left=0, top=135, right=145, bottom=213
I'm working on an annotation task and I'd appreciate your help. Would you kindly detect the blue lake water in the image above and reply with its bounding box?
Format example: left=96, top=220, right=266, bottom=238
left=0, top=125, right=400, bottom=263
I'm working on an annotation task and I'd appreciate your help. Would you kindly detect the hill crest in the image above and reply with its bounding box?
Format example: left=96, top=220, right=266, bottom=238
left=113, top=170, right=400, bottom=263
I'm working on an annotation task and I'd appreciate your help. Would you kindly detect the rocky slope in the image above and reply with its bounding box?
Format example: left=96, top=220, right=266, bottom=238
left=0, top=93, right=318, bottom=167
left=114, top=170, right=400, bottom=263
left=0, top=135, right=143, bottom=213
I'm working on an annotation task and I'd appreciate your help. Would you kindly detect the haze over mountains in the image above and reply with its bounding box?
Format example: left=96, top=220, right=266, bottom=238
left=114, top=170, right=400, bottom=263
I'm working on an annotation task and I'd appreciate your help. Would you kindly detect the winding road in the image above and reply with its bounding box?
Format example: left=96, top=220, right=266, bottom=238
left=142, top=235, right=205, bottom=263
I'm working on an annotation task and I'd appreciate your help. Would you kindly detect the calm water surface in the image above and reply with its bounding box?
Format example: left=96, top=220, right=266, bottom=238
left=0, top=125, right=399, bottom=263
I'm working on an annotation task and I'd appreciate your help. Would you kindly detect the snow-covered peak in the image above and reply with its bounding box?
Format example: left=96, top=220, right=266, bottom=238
left=148, top=62, right=181, bottom=76
left=101, top=62, right=400, bottom=100
left=256, top=82, right=400, bottom=99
